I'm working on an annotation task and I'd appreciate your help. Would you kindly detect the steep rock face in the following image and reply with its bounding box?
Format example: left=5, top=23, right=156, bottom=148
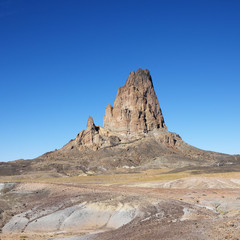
left=103, top=69, right=166, bottom=136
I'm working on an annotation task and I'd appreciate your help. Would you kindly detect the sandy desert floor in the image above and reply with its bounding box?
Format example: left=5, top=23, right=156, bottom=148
left=1, top=168, right=240, bottom=240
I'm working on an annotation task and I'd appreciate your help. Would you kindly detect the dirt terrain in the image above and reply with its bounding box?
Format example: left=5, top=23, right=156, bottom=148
left=1, top=168, right=240, bottom=240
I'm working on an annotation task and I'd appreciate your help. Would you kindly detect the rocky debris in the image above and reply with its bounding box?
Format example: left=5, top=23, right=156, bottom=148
left=152, top=129, right=182, bottom=148
left=104, top=69, right=166, bottom=136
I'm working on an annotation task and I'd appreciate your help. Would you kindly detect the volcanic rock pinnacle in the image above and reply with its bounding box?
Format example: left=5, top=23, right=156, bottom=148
left=103, top=69, right=166, bottom=135
left=86, top=116, right=96, bottom=131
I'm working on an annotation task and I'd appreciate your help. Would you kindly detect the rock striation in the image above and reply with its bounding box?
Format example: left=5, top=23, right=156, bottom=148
left=103, top=69, right=166, bottom=136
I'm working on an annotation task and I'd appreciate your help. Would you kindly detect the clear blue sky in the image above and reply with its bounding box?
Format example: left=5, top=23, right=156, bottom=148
left=0, top=0, right=239, bottom=162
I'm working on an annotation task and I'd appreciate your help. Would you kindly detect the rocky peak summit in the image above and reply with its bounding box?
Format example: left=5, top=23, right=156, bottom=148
left=103, top=68, right=166, bottom=136
left=86, top=116, right=96, bottom=131
left=125, top=69, right=153, bottom=88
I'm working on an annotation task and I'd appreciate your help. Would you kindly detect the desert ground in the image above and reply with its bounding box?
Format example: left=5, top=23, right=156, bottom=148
left=1, top=167, right=240, bottom=240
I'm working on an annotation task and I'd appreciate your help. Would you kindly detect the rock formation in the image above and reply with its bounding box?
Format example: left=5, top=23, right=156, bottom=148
left=1, top=69, right=240, bottom=240
left=25, top=67, right=236, bottom=175
left=75, top=116, right=100, bottom=150
left=103, top=69, right=166, bottom=136
left=64, top=68, right=180, bottom=151
left=69, top=116, right=121, bottom=151
left=1, top=68, right=238, bottom=177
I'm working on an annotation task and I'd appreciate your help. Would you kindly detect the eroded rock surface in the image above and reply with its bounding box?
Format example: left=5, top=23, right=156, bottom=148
left=104, top=69, right=166, bottom=136
left=2, top=181, right=240, bottom=240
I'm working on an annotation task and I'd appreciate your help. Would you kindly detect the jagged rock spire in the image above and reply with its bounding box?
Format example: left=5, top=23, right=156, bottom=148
left=103, top=69, right=166, bottom=135
left=86, top=116, right=95, bottom=131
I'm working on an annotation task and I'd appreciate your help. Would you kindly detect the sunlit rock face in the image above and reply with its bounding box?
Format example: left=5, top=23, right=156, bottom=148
left=66, top=68, right=168, bottom=151
left=103, top=69, right=166, bottom=136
